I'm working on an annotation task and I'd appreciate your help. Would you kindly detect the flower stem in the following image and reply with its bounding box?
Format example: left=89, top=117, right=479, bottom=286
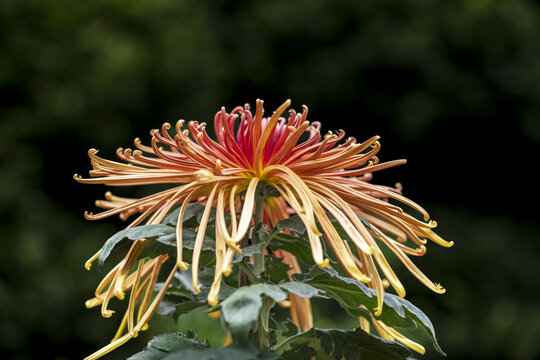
left=252, top=188, right=266, bottom=277
left=252, top=183, right=271, bottom=349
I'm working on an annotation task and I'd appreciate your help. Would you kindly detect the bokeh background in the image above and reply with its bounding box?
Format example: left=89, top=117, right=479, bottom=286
left=1, top=0, right=540, bottom=359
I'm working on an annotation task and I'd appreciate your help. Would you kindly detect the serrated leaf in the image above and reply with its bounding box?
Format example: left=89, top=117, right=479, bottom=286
left=176, top=229, right=216, bottom=251
left=293, top=267, right=444, bottom=355
left=158, top=297, right=207, bottom=317
left=128, top=332, right=207, bottom=360
left=98, top=224, right=176, bottom=272
left=161, top=203, right=206, bottom=227
left=162, top=340, right=282, bottom=360
left=220, top=283, right=323, bottom=341
left=280, top=319, right=300, bottom=338
left=265, top=256, right=291, bottom=284
left=277, top=328, right=413, bottom=360
left=276, top=214, right=374, bottom=236
left=159, top=267, right=236, bottom=319
left=98, top=222, right=218, bottom=273
left=268, top=234, right=314, bottom=266
left=232, top=244, right=263, bottom=263
left=281, top=342, right=318, bottom=360
left=279, top=282, right=323, bottom=298
left=276, top=216, right=306, bottom=235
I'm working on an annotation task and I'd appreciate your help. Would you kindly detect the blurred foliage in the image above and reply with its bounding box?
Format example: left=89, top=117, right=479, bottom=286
left=1, top=0, right=539, bottom=359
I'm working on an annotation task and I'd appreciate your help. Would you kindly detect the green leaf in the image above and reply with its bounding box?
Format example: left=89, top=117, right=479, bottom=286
left=264, top=256, right=291, bottom=284
left=276, top=216, right=307, bottom=235
left=276, top=213, right=374, bottom=236
left=175, top=229, right=216, bottom=251
left=128, top=332, right=208, bottom=360
left=161, top=203, right=206, bottom=227
left=162, top=340, right=282, bottom=360
left=268, top=234, right=314, bottom=266
left=281, top=342, right=318, bottom=360
left=277, top=328, right=414, bottom=360
left=232, top=244, right=263, bottom=263
left=98, top=224, right=176, bottom=273
left=97, top=221, right=219, bottom=273
left=280, top=319, right=300, bottom=338
left=220, top=283, right=324, bottom=341
left=158, top=297, right=207, bottom=317
left=293, top=267, right=444, bottom=355
left=159, top=267, right=239, bottom=320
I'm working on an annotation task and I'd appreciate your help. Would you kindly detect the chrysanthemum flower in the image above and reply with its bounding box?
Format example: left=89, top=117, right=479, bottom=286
left=76, top=99, right=452, bottom=358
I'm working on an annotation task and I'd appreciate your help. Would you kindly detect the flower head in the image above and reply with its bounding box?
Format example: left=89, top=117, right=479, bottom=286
left=76, top=99, right=451, bottom=358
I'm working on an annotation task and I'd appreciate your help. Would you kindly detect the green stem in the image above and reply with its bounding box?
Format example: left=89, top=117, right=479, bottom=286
left=252, top=189, right=266, bottom=277
left=252, top=183, right=271, bottom=349
left=237, top=260, right=260, bottom=284
left=257, top=297, right=274, bottom=349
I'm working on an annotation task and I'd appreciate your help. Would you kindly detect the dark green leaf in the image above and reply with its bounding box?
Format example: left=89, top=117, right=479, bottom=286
left=264, top=256, right=291, bottom=284
left=293, top=267, right=444, bottom=355
left=277, top=328, right=413, bottom=360
left=268, top=234, right=314, bottom=266
left=281, top=342, right=318, bottom=360
left=128, top=332, right=207, bottom=360
left=276, top=213, right=374, bottom=236
left=161, top=203, right=206, bottom=227
left=276, top=215, right=306, bottom=235
left=162, top=340, right=282, bottom=360
left=98, top=224, right=176, bottom=273
left=280, top=319, right=300, bottom=338
left=232, top=244, right=262, bottom=263
left=159, top=268, right=236, bottom=319
left=158, top=297, right=207, bottom=317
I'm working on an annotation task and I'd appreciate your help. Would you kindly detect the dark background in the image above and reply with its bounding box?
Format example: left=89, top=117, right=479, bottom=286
left=1, top=1, right=539, bottom=359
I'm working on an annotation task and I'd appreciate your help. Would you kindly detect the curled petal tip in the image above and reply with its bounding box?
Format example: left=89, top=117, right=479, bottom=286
left=177, top=261, right=189, bottom=271
left=84, top=211, right=94, bottom=220
left=101, top=310, right=114, bottom=318
left=278, top=300, right=292, bottom=308
left=88, top=148, right=98, bottom=155
left=141, top=323, right=149, bottom=331
left=373, top=306, right=382, bottom=317
left=222, top=265, right=233, bottom=277
left=193, top=283, right=201, bottom=293
left=435, top=285, right=446, bottom=294
left=317, top=258, right=330, bottom=268
left=359, top=275, right=371, bottom=284
left=207, top=297, right=219, bottom=307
